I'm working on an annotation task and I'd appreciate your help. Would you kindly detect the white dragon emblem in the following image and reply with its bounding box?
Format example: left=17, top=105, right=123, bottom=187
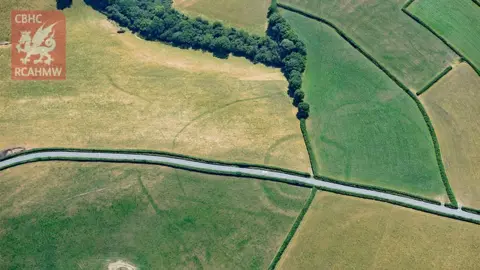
left=16, top=22, right=58, bottom=65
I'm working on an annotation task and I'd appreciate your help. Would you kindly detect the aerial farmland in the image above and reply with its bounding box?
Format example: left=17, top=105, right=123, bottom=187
left=0, top=0, right=478, bottom=269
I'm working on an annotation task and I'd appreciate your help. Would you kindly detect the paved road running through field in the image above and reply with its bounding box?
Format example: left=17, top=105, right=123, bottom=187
left=0, top=150, right=479, bottom=223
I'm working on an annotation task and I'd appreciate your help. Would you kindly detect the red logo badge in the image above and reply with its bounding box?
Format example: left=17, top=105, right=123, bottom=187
left=11, top=10, right=66, bottom=80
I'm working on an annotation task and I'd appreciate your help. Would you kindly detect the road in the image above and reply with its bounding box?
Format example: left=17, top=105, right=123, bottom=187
left=0, top=150, right=479, bottom=223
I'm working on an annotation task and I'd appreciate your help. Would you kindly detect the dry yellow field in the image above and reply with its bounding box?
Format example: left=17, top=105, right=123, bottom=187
left=173, top=0, right=270, bottom=35
left=0, top=1, right=310, bottom=172
left=421, top=63, right=480, bottom=209
left=278, top=192, right=480, bottom=269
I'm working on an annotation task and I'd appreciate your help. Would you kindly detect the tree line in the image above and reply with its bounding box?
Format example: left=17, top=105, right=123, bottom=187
left=84, top=0, right=310, bottom=118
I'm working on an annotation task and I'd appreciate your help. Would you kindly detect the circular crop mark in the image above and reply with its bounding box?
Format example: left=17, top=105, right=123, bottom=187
left=108, top=260, right=137, bottom=270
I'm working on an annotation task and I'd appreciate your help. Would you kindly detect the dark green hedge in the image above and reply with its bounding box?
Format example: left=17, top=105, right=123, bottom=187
left=268, top=188, right=317, bottom=270
left=462, top=206, right=480, bottom=215
left=444, top=203, right=459, bottom=209
left=0, top=147, right=311, bottom=177
left=406, top=93, right=458, bottom=206
left=299, top=120, right=318, bottom=174
left=279, top=2, right=458, bottom=206
left=314, top=175, right=442, bottom=205
left=416, top=65, right=452, bottom=96
left=316, top=186, right=480, bottom=225
left=277, top=3, right=411, bottom=93
left=4, top=151, right=478, bottom=225
left=402, top=0, right=416, bottom=9
left=402, top=7, right=480, bottom=76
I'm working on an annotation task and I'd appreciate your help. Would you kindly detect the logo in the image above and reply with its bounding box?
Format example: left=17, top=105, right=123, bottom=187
left=11, top=11, right=66, bottom=80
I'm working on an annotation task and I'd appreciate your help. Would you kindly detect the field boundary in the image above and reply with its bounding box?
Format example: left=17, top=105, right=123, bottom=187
left=416, top=65, right=453, bottom=96
left=1, top=149, right=478, bottom=224
left=268, top=188, right=317, bottom=269
left=314, top=175, right=442, bottom=205
left=299, top=119, right=319, bottom=174
left=277, top=2, right=458, bottom=205
left=402, top=1, right=480, bottom=76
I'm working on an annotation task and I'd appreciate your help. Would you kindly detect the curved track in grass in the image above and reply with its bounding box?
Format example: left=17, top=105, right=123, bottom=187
left=0, top=149, right=479, bottom=224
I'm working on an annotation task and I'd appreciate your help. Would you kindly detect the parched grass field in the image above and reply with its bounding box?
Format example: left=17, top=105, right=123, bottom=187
left=279, top=0, right=457, bottom=91
left=277, top=192, right=480, bottom=269
left=0, top=162, right=310, bottom=269
left=421, top=63, right=480, bottom=209
left=408, top=0, right=480, bottom=72
left=283, top=10, right=447, bottom=199
left=0, top=1, right=311, bottom=172
left=173, top=0, right=270, bottom=35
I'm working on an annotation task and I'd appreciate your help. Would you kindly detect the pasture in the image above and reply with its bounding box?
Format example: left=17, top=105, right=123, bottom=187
left=277, top=192, right=480, bottom=269
left=0, top=0, right=310, bottom=172
left=282, top=10, right=447, bottom=199
left=279, top=0, right=457, bottom=91
left=0, top=162, right=310, bottom=269
left=408, top=0, right=480, bottom=73
left=173, top=0, right=270, bottom=35
left=421, top=63, right=480, bottom=209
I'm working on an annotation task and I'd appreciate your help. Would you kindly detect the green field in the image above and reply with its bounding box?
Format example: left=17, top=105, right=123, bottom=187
left=0, top=1, right=311, bottom=172
left=279, top=0, right=457, bottom=91
left=173, top=0, right=270, bottom=35
left=278, top=192, right=480, bottom=269
left=421, top=63, right=480, bottom=209
left=408, top=0, right=480, bottom=73
left=0, top=162, right=310, bottom=269
left=282, top=10, right=447, bottom=199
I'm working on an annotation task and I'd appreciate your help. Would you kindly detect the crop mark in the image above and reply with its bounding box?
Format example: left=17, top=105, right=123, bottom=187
left=278, top=3, right=457, bottom=205
left=106, top=74, right=151, bottom=104
left=263, top=134, right=302, bottom=165
left=172, top=92, right=282, bottom=149
left=137, top=174, right=162, bottom=215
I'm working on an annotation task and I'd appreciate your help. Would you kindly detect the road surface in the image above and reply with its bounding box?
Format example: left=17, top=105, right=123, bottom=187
left=0, top=150, right=479, bottom=223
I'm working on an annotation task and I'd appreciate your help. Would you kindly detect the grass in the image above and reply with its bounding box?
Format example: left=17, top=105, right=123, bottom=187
left=173, top=0, right=270, bottom=35
left=420, top=62, right=480, bottom=209
left=0, top=0, right=310, bottom=172
left=408, top=0, right=480, bottom=74
left=282, top=10, right=448, bottom=199
left=0, top=162, right=310, bottom=269
left=0, top=0, right=55, bottom=41
left=278, top=0, right=457, bottom=91
left=277, top=192, right=480, bottom=270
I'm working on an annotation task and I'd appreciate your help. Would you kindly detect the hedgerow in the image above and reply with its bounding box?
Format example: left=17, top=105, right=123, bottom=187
left=268, top=188, right=317, bottom=270
left=314, top=175, right=442, bottom=205
left=402, top=5, right=480, bottom=76
left=278, top=2, right=458, bottom=206
left=316, top=186, right=480, bottom=225
left=416, top=65, right=452, bottom=96
left=0, top=147, right=311, bottom=177
left=462, top=206, right=480, bottom=215
left=84, top=0, right=310, bottom=118
left=299, top=119, right=318, bottom=174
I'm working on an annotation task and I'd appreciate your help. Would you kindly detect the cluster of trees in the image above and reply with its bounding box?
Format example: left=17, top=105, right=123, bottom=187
left=56, top=0, right=72, bottom=10
left=85, top=0, right=310, bottom=118
left=267, top=6, right=309, bottom=118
